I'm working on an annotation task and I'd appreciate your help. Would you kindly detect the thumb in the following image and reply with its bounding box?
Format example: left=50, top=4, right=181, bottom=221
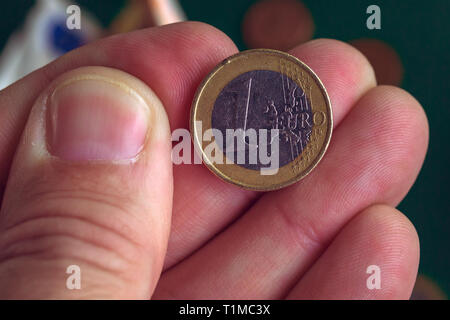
left=0, top=66, right=173, bottom=299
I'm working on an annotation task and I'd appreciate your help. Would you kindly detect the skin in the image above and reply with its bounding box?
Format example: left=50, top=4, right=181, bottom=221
left=0, top=22, right=428, bottom=299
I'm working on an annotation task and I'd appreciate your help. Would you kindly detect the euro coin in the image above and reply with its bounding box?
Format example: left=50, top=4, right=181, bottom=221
left=190, top=49, right=332, bottom=191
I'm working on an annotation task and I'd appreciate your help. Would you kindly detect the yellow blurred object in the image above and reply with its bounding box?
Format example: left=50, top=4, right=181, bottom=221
left=109, top=0, right=149, bottom=34
left=147, top=0, right=186, bottom=26
left=109, top=0, right=186, bottom=34
left=411, top=275, right=447, bottom=300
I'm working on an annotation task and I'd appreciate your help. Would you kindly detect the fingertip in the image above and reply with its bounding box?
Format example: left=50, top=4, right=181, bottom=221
left=293, top=38, right=377, bottom=87
left=368, top=85, right=429, bottom=143
left=354, top=85, right=429, bottom=177
left=289, top=38, right=377, bottom=125
left=287, top=204, right=420, bottom=300
left=154, top=21, right=239, bottom=59
left=353, top=204, right=420, bottom=299
left=357, top=204, right=420, bottom=259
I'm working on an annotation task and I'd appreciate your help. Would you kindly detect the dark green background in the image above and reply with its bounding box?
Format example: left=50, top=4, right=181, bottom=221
left=1, top=0, right=448, bottom=297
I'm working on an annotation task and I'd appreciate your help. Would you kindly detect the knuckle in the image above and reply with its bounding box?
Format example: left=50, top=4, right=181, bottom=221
left=0, top=212, right=143, bottom=278
left=273, top=198, right=323, bottom=252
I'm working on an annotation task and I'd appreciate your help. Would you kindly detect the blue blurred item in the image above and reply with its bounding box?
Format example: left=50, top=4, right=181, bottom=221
left=0, top=0, right=101, bottom=89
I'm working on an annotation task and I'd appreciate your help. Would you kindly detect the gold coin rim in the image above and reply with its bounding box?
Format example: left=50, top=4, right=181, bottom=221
left=190, top=48, right=333, bottom=191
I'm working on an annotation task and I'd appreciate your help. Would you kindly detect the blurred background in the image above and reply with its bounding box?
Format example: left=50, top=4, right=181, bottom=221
left=0, top=0, right=448, bottom=299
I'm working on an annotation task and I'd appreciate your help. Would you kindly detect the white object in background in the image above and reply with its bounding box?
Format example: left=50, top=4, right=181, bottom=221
left=0, top=0, right=101, bottom=90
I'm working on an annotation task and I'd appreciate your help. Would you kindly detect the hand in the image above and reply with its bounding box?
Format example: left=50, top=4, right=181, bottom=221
left=0, top=22, right=428, bottom=299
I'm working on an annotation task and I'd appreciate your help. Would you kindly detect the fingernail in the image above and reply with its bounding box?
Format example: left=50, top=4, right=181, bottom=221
left=47, top=76, right=150, bottom=161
